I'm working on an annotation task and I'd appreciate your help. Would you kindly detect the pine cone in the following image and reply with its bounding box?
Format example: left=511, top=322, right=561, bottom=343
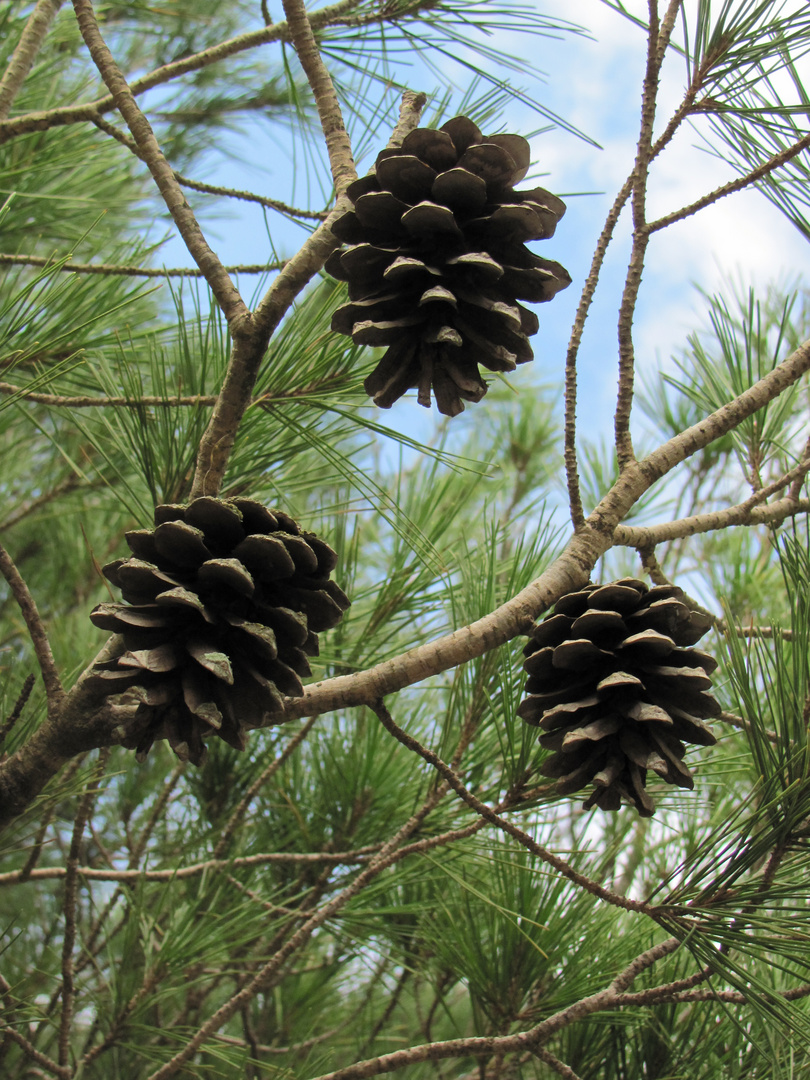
left=517, top=579, right=720, bottom=817
left=326, top=115, right=571, bottom=417
left=89, top=498, right=350, bottom=765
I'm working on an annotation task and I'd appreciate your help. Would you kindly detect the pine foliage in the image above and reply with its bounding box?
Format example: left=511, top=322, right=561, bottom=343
left=1, top=2, right=810, bottom=1079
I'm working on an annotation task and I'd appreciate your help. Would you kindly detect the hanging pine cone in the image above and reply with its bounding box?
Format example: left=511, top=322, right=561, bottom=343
left=517, top=579, right=720, bottom=817
left=89, top=498, right=350, bottom=765
left=326, top=115, right=571, bottom=417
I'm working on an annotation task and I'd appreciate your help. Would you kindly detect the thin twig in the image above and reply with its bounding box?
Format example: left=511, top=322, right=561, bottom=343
left=71, top=0, right=246, bottom=324
left=213, top=716, right=318, bottom=859
left=58, top=749, right=109, bottom=1068
left=564, top=174, right=634, bottom=531
left=0, top=673, right=35, bottom=750
left=0, top=0, right=63, bottom=121
left=0, top=253, right=286, bottom=277
left=0, top=381, right=348, bottom=408
left=648, top=130, right=810, bottom=234
left=0, top=541, right=64, bottom=711
left=531, top=1047, right=582, bottom=1080
left=0, top=846, right=377, bottom=885
left=174, top=172, right=328, bottom=220
left=370, top=700, right=657, bottom=917
left=614, top=0, right=682, bottom=470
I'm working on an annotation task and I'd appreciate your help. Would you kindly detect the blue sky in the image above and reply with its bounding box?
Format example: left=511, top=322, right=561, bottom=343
left=155, top=0, right=809, bottom=459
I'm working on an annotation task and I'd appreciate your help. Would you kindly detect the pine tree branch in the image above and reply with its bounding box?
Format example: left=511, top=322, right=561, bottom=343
left=648, top=130, right=810, bottom=234
left=91, top=112, right=330, bottom=221
left=370, top=699, right=657, bottom=917
left=0, top=1028, right=69, bottom=1080
left=282, top=0, right=357, bottom=198
left=0, top=541, right=64, bottom=712
left=0, top=847, right=378, bottom=885
left=143, top=768, right=452, bottom=1080
left=58, top=750, right=108, bottom=1068
left=563, top=19, right=704, bottom=531
left=0, top=0, right=63, bottom=121
left=3, top=330, right=808, bottom=831
left=292, top=334, right=810, bottom=720
left=614, top=0, right=682, bottom=470
left=0, top=0, right=428, bottom=145
left=0, top=253, right=286, bottom=277
left=531, top=1047, right=582, bottom=1080
left=174, top=173, right=328, bottom=220
left=0, top=383, right=343, bottom=407
left=71, top=0, right=247, bottom=326
left=190, top=89, right=426, bottom=500
left=616, top=453, right=810, bottom=546
left=303, top=938, right=690, bottom=1080
left=564, top=174, right=633, bottom=532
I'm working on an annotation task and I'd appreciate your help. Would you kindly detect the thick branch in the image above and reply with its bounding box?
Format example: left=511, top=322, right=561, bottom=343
left=289, top=335, right=810, bottom=720
left=3, top=333, right=808, bottom=830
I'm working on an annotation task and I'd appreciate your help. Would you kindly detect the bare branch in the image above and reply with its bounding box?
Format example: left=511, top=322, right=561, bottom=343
left=370, top=699, right=658, bottom=916
left=0, top=0, right=63, bottom=121
left=616, top=453, right=810, bottom=546
left=0, top=253, right=286, bottom=277
left=0, top=847, right=377, bottom=886
left=71, top=0, right=247, bottom=324
left=58, top=750, right=109, bottom=1067
left=190, top=90, right=426, bottom=500
left=0, top=673, right=35, bottom=750
left=0, top=541, right=64, bottom=711
left=648, top=131, right=810, bottom=234
left=614, top=0, right=682, bottom=470
left=282, top=0, right=357, bottom=197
